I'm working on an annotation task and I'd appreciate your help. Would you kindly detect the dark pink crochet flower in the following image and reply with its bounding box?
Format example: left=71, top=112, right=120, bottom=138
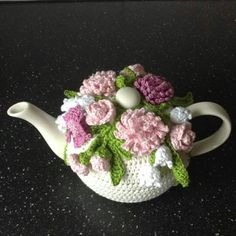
left=64, top=105, right=92, bottom=148
left=134, top=74, right=174, bottom=105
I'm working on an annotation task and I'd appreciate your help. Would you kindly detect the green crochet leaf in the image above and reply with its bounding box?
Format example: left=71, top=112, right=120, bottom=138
left=79, top=137, right=102, bottom=165
left=115, top=75, right=126, bottom=89
left=166, top=140, right=189, bottom=187
left=169, top=92, right=194, bottom=107
left=143, top=101, right=170, bottom=123
left=95, top=95, right=104, bottom=101
left=110, top=139, right=132, bottom=160
left=64, top=90, right=78, bottom=98
left=149, top=151, right=156, bottom=166
left=63, top=144, right=69, bottom=165
left=117, top=67, right=137, bottom=87
left=110, top=153, right=125, bottom=186
left=95, top=145, right=112, bottom=160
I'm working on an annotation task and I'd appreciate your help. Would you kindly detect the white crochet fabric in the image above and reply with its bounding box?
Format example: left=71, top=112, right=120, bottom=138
left=170, top=106, right=192, bottom=124
left=78, top=156, right=177, bottom=203
left=154, top=145, right=173, bottom=169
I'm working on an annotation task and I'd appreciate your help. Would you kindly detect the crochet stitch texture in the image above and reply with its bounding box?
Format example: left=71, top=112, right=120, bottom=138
left=134, top=74, right=174, bottom=105
left=56, top=64, right=196, bottom=201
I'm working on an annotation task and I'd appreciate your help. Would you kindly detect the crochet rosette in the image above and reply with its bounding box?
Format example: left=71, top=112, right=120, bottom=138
left=56, top=64, right=196, bottom=202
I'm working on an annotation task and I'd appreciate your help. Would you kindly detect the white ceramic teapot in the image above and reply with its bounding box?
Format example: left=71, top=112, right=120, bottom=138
left=7, top=65, right=231, bottom=203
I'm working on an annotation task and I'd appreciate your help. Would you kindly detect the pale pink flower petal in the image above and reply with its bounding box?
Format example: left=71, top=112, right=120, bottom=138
left=80, top=70, right=116, bottom=97
left=114, top=108, right=169, bottom=156
left=90, top=156, right=110, bottom=171
left=68, top=154, right=89, bottom=176
left=170, top=122, right=196, bottom=152
left=86, top=99, right=116, bottom=125
left=128, top=64, right=146, bottom=76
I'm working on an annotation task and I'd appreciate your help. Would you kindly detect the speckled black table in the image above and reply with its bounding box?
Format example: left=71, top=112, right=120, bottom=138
left=1, top=1, right=236, bottom=235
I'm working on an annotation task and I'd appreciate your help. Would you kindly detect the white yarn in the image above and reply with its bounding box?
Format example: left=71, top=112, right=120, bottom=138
left=170, top=106, right=192, bottom=124
left=67, top=140, right=177, bottom=202
left=55, top=114, right=66, bottom=133
left=79, top=156, right=176, bottom=203
left=61, top=95, right=95, bottom=112
left=138, top=163, right=161, bottom=187
left=154, top=145, right=173, bottom=169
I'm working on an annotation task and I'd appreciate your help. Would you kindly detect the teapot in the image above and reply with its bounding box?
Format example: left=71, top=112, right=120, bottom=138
left=7, top=65, right=231, bottom=203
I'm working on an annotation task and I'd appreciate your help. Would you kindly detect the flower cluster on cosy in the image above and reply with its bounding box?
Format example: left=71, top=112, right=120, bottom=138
left=56, top=64, right=196, bottom=188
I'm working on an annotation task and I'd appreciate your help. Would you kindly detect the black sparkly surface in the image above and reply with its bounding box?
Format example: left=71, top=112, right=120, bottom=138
left=1, top=1, right=236, bottom=235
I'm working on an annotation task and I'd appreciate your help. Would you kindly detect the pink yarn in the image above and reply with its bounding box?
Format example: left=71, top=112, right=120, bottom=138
left=90, top=156, right=110, bottom=171
left=134, top=74, right=174, bottom=105
left=114, top=108, right=169, bottom=156
left=64, top=105, right=92, bottom=148
left=128, top=64, right=146, bottom=76
left=170, top=123, right=196, bottom=152
left=80, top=70, right=116, bottom=97
left=86, top=99, right=116, bottom=125
left=67, top=154, right=89, bottom=176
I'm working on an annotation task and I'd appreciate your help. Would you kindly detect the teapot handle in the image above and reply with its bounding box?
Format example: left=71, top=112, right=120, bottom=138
left=187, top=102, right=231, bottom=157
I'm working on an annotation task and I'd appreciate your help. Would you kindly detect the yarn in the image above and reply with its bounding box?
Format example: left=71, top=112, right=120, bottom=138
left=57, top=65, right=195, bottom=190
left=64, top=90, right=78, bottom=98
left=134, top=74, right=174, bottom=105
left=166, top=139, right=189, bottom=187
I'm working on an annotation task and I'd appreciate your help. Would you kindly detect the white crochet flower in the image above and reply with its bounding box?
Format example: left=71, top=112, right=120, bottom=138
left=154, top=145, right=173, bottom=169
left=170, top=106, right=192, bottom=124
left=61, top=95, right=95, bottom=112
left=138, top=163, right=161, bottom=187
left=55, top=114, right=66, bottom=133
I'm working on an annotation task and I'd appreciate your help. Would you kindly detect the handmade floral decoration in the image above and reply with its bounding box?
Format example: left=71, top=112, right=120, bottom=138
left=68, top=154, right=90, bottom=176
left=63, top=105, right=92, bottom=148
left=170, top=122, right=196, bottom=152
left=134, top=74, right=174, bottom=105
left=80, top=70, right=116, bottom=97
left=56, top=64, right=196, bottom=188
left=90, top=156, right=110, bottom=172
left=114, top=108, right=169, bottom=156
left=86, top=99, right=116, bottom=125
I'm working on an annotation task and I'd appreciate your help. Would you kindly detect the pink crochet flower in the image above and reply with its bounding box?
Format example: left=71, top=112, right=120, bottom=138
left=128, top=64, right=146, bottom=76
left=86, top=99, right=116, bottom=125
left=90, top=156, right=110, bottom=171
left=134, top=74, right=174, bottom=105
left=80, top=70, right=116, bottom=97
left=67, top=154, right=89, bottom=176
left=114, top=108, right=169, bottom=156
left=64, top=105, right=92, bottom=148
left=170, top=122, right=196, bottom=152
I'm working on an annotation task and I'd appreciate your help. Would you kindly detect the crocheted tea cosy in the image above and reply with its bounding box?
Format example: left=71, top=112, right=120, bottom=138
left=56, top=64, right=195, bottom=188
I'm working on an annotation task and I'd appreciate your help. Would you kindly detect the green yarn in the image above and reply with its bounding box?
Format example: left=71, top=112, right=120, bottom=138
left=95, top=95, right=104, bottom=101
left=64, top=90, right=78, bottom=98
left=115, top=67, right=136, bottom=89
left=63, top=144, right=69, bottom=165
left=143, top=101, right=170, bottom=123
left=79, top=122, right=131, bottom=185
left=115, top=75, right=126, bottom=89
left=95, top=145, right=112, bottom=160
left=166, top=139, right=189, bottom=187
left=169, top=92, right=193, bottom=107
left=79, top=137, right=102, bottom=165
left=149, top=151, right=156, bottom=166
left=110, top=152, right=125, bottom=186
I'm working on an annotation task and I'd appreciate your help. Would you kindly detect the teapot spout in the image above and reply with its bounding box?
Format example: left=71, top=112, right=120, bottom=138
left=7, top=102, right=65, bottom=159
